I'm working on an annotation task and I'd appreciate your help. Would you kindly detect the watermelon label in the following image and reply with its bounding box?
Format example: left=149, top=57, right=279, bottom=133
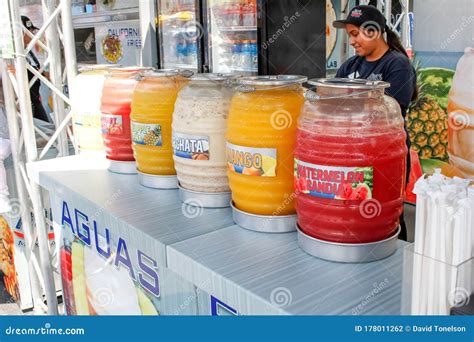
left=294, top=159, right=373, bottom=201
left=226, top=143, right=277, bottom=177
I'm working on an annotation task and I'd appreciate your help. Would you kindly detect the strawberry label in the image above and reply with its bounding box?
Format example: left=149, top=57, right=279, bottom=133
left=101, top=114, right=123, bottom=136
left=294, top=159, right=373, bottom=200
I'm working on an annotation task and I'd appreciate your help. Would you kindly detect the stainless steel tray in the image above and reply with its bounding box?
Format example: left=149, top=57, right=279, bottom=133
left=231, top=202, right=296, bottom=233
left=297, top=224, right=400, bottom=263
left=178, top=184, right=231, bottom=208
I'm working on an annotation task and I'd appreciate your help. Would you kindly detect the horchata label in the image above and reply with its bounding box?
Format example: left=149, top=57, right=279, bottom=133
left=294, top=159, right=373, bottom=200
left=172, top=132, right=210, bottom=160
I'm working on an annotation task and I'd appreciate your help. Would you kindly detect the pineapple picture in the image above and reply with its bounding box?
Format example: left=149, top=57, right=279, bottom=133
left=143, top=126, right=162, bottom=146
left=407, top=65, right=453, bottom=161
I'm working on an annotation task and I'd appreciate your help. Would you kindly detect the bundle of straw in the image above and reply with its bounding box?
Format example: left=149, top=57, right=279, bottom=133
left=411, top=169, right=474, bottom=315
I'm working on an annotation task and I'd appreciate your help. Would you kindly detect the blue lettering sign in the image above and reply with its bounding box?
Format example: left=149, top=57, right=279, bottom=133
left=210, top=296, right=238, bottom=316
left=115, top=237, right=136, bottom=280
left=74, top=209, right=91, bottom=246
left=137, top=251, right=160, bottom=297
left=93, top=221, right=111, bottom=259
left=61, top=201, right=74, bottom=234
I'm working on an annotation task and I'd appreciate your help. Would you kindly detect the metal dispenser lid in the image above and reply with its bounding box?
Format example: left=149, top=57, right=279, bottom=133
left=238, top=75, right=308, bottom=86
left=308, top=78, right=390, bottom=89
left=141, top=69, right=194, bottom=78
left=191, top=73, right=237, bottom=82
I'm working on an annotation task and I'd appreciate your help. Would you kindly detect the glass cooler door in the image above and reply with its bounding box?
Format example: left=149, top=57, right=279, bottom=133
left=205, top=0, right=258, bottom=74
left=157, top=0, right=199, bottom=70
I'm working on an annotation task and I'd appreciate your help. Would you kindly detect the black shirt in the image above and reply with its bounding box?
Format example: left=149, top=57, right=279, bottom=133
left=26, top=50, right=41, bottom=97
left=336, top=49, right=416, bottom=117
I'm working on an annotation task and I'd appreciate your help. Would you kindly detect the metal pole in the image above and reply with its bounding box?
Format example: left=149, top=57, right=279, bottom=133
left=1, top=60, right=44, bottom=313
left=401, top=0, right=409, bottom=48
left=384, top=0, right=392, bottom=28
left=42, top=0, right=68, bottom=157
left=339, top=0, right=350, bottom=63
left=139, top=0, right=158, bottom=67
left=59, top=0, right=78, bottom=86
left=9, top=0, right=59, bottom=315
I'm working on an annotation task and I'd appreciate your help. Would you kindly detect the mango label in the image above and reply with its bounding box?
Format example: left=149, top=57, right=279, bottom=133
left=172, top=132, right=210, bottom=160
left=294, top=159, right=373, bottom=200
left=226, top=142, right=277, bottom=177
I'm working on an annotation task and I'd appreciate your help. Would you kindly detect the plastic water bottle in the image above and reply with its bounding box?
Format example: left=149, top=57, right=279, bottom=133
left=239, top=40, right=252, bottom=69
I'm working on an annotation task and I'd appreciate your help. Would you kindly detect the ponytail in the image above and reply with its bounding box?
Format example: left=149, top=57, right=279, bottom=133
left=385, top=25, right=419, bottom=102
left=385, top=25, right=408, bottom=57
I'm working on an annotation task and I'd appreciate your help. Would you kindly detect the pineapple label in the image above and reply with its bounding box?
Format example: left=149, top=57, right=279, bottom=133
left=131, top=121, right=162, bottom=146
left=101, top=114, right=123, bottom=136
left=226, top=142, right=277, bottom=177
left=172, top=132, right=210, bottom=160
left=294, top=159, right=373, bottom=201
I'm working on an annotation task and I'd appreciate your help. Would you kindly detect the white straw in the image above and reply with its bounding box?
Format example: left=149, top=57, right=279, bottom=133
left=411, top=170, right=473, bottom=315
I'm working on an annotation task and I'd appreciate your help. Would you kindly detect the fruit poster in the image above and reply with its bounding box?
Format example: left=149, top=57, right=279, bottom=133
left=57, top=199, right=160, bottom=315
left=0, top=215, right=19, bottom=302
left=406, top=48, right=473, bottom=202
left=408, top=0, right=473, bottom=201
left=50, top=193, right=198, bottom=316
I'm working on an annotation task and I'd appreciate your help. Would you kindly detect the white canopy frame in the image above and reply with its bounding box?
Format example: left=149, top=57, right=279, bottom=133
left=1, top=0, right=157, bottom=315
left=2, top=0, right=78, bottom=315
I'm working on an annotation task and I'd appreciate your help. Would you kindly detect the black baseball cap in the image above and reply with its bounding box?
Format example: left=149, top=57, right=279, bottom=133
left=21, top=15, right=39, bottom=31
left=333, top=5, right=387, bottom=32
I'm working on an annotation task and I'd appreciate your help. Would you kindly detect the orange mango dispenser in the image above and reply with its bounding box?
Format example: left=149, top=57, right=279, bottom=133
left=226, top=75, right=307, bottom=233
left=130, top=69, right=191, bottom=189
